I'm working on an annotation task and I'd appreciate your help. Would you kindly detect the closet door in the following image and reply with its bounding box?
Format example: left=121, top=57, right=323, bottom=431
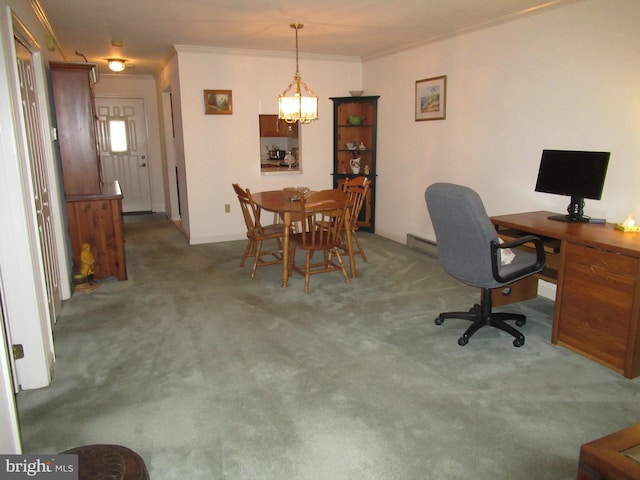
left=15, top=37, right=61, bottom=324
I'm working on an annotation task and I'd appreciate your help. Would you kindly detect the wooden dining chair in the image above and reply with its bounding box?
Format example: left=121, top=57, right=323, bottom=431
left=288, top=189, right=351, bottom=292
left=341, top=176, right=371, bottom=276
left=232, top=183, right=285, bottom=278
left=272, top=211, right=303, bottom=234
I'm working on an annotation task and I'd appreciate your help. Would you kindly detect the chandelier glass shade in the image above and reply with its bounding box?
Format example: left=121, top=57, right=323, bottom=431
left=278, top=23, right=318, bottom=124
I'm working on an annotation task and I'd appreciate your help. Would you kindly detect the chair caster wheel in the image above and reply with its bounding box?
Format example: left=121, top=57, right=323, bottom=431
left=516, top=319, right=526, bottom=327
left=512, top=337, right=524, bottom=347
left=435, top=316, right=444, bottom=325
left=458, top=336, right=469, bottom=346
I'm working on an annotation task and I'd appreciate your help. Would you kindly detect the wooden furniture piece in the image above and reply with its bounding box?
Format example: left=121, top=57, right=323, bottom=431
left=288, top=189, right=351, bottom=292
left=62, top=444, right=150, bottom=480
left=259, top=114, right=299, bottom=138
left=577, top=423, right=640, bottom=480
left=50, top=61, right=127, bottom=282
left=66, top=182, right=127, bottom=281
left=50, top=62, right=101, bottom=195
left=341, top=176, right=371, bottom=277
left=331, top=95, right=379, bottom=232
left=491, top=210, right=640, bottom=378
left=232, top=183, right=285, bottom=278
left=252, top=190, right=355, bottom=288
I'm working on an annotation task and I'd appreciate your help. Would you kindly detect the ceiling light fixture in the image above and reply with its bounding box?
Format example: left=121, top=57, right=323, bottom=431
left=278, top=23, right=318, bottom=124
left=107, top=58, right=126, bottom=72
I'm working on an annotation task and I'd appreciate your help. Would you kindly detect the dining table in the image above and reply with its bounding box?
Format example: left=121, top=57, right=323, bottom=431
left=252, top=190, right=355, bottom=288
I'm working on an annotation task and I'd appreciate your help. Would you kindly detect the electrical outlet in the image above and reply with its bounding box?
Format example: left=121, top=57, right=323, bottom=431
left=224, top=203, right=231, bottom=213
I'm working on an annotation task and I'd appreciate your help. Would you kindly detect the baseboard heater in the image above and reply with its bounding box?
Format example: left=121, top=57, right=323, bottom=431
left=406, top=233, right=438, bottom=257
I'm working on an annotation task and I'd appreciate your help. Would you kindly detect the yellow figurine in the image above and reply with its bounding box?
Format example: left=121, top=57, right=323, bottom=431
left=80, top=242, right=95, bottom=283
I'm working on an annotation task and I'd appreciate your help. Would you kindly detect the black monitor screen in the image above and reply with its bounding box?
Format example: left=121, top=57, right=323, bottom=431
left=535, top=149, right=610, bottom=200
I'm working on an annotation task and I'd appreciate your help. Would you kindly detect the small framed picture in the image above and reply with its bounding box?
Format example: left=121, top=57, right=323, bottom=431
left=415, top=75, right=446, bottom=121
left=204, top=89, right=233, bottom=115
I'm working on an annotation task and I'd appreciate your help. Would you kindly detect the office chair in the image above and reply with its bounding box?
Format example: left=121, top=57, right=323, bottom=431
left=425, top=183, right=546, bottom=347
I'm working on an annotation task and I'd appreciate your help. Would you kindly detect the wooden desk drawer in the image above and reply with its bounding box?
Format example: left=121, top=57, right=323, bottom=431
left=557, top=243, right=637, bottom=372
left=565, top=242, right=638, bottom=277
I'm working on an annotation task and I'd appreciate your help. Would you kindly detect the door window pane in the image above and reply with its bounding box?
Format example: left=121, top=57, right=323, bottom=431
left=109, top=119, right=128, bottom=153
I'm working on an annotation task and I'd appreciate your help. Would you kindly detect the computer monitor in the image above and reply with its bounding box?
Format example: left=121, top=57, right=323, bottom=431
left=534, top=149, right=610, bottom=223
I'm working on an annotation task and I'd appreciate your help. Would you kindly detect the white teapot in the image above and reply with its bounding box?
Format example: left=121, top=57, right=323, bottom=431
left=350, top=157, right=361, bottom=174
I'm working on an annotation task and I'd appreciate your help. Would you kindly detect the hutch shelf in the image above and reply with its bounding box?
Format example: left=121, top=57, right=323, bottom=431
left=331, top=95, right=379, bottom=232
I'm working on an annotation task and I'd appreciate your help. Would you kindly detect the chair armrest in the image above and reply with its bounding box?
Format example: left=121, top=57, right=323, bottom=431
left=490, top=235, right=546, bottom=284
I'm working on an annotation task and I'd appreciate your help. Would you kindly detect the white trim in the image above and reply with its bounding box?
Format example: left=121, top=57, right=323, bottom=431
left=173, top=44, right=361, bottom=63
left=0, top=286, right=21, bottom=453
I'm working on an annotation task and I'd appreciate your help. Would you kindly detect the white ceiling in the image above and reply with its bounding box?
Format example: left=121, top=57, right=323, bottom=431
left=37, top=0, right=576, bottom=75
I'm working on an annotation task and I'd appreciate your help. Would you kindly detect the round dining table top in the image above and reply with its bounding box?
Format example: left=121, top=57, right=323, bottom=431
left=251, top=190, right=305, bottom=213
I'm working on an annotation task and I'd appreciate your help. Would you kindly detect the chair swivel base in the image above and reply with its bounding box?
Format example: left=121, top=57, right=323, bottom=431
left=435, top=303, right=526, bottom=347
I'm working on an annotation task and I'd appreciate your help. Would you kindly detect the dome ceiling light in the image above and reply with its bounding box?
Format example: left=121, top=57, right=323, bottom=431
left=107, top=58, right=127, bottom=72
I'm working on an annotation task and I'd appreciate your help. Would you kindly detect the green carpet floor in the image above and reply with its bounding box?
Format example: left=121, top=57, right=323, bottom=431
left=16, top=214, right=640, bottom=479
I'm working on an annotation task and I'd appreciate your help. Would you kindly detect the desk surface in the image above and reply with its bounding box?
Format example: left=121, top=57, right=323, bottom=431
left=491, top=210, right=640, bottom=258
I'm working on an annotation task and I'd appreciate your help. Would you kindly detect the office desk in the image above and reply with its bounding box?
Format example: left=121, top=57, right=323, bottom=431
left=491, top=211, right=640, bottom=379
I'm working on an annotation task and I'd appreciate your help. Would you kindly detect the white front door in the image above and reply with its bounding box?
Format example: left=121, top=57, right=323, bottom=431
left=95, top=97, right=152, bottom=212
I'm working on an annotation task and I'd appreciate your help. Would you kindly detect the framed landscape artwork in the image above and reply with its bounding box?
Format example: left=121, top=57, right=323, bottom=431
left=415, top=75, right=446, bottom=121
left=204, top=89, right=233, bottom=115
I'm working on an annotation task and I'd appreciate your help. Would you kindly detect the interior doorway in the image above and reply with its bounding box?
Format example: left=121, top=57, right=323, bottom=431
left=161, top=90, right=181, bottom=222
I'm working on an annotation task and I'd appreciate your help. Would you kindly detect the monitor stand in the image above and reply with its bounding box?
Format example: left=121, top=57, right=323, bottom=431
left=548, top=214, right=589, bottom=223
left=548, top=196, right=588, bottom=223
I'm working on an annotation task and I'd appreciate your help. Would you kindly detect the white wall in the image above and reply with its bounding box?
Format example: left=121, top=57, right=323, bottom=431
left=94, top=74, right=165, bottom=213
left=171, top=47, right=362, bottom=244
left=364, top=0, right=640, bottom=244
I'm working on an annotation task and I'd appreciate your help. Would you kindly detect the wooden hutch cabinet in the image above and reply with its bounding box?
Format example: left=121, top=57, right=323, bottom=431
left=50, top=62, right=127, bottom=281
left=331, top=96, right=379, bottom=232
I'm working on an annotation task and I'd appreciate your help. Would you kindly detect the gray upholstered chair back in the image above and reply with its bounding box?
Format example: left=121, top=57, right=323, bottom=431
left=425, top=183, right=502, bottom=288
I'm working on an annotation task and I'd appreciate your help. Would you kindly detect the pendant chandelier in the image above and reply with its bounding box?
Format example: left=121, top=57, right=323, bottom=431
left=278, top=23, right=318, bottom=124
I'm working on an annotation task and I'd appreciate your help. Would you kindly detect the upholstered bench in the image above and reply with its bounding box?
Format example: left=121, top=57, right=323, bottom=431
left=61, top=444, right=149, bottom=480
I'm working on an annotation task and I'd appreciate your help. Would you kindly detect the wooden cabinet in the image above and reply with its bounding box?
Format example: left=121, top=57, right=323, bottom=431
left=259, top=114, right=298, bottom=138
left=556, top=242, right=639, bottom=374
left=66, top=182, right=127, bottom=281
left=50, top=62, right=101, bottom=195
left=50, top=62, right=127, bottom=281
left=331, top=96, right=379, bottom=232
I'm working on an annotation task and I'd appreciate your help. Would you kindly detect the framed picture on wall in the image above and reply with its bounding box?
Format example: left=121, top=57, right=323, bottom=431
left=204, top=89, right=233, bottom=115
left=415, top=76, right=446, bottom=121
